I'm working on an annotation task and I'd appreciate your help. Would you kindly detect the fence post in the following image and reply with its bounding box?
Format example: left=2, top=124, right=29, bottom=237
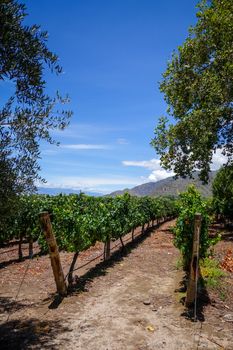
left=28, top=237, right=33, bottom=259
left=18, top=233, right=23, bottom=261
left=132, top=228, right=135, bottom=241
left=39, top=211, right=67, bottom=296
left=186, top=213, right=202, bottom=307
left=104, top=239, right=111, bottom=260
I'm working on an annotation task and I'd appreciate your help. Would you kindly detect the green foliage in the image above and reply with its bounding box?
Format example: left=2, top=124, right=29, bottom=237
left=173, top=186, right=211, bottom=270
left=151, top=0, right=233, bottom=182
left=175, top=257, right=183, bottom=270
left=0, top=158, right=20, bottom=242
left=0, top=0, right=72, bottom=232
left=2, top=193, right=176, bottom=254
left=212, top=165, right=233, bottom=222
left=200, top=257, right=226, bottom=292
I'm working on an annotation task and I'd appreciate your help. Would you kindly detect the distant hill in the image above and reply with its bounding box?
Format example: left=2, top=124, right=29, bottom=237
left=109, top=172, right=216, bottom=197
left=37, top=187, right=102, bottom=197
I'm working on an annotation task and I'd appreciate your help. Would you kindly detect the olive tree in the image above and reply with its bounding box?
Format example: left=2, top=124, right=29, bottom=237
left=0, top=0, right=72, bottom=231
left=151, top=0, right=233, bottom=182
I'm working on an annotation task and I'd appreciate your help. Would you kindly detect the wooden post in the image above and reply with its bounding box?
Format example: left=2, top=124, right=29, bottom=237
left=39, top=212, right=67, bottom=296
left=104, top=239, right=111, bottom=260
left=186, top=213, right=202, bottom=307
left=28, top=237, right=33, bottom=259
left=132, top=228, right=135, bottom=241
left=141, top=224, right=145, bottom=234
left=18, top=233, right=23, bottom=261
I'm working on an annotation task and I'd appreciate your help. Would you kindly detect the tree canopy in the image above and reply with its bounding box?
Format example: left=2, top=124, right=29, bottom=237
left=0, top=0, right=72, bottom=229
left=212, top=165, right=233, bottom=222
left=151, top=0, right=233, bottom=182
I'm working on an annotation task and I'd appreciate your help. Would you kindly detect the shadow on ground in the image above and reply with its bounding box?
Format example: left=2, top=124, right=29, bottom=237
left=0, top=297, right=38, bottom=314
left=177, top=273, right=211, bottom=322
left=0, top=256, right=31, bottom=270
left=159, top=228, right=174, bottom=235
left=209, top=222, right=233, bottom=242
left=221, top=231, right=233, bottom=242
left=0, top=318, right=71, bottom=350
left=48, top=223, right=163, bottom=309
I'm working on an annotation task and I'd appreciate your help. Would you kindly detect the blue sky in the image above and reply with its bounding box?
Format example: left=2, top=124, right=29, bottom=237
left=19, top=0, right=224, bottom=194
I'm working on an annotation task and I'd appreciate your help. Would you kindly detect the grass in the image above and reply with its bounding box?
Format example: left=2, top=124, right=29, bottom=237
left=175, top=291, right=186, bottom=303
left=200, top=257, right=227, bottom=300
left=175, top=253, right=228, bottom=302
left=200, top=257, right=225, bottom=287
left=175, top=257, right=183, bottom=270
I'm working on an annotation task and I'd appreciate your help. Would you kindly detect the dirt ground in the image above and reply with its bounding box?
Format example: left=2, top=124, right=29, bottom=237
left=0, top=220, right=232, bottom=350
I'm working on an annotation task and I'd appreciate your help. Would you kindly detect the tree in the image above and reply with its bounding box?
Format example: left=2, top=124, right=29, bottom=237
left=0, top=0, right=72, bottom=230
left=212, top=165, right=233, bottom=222
left=151, top=0, right=233, bottom=182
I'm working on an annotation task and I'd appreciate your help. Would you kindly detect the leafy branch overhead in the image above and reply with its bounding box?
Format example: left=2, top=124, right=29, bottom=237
left=0, top=1, right=72, bottom=230
left=0, top=0, right=72, bottom=192
left=151, top=0, right=233, bottom=182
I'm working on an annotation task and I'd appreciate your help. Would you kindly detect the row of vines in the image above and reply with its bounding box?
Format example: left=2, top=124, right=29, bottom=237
left=1, top=193, right=177, bottom=277
left=1, top=186, right=227, bottom=297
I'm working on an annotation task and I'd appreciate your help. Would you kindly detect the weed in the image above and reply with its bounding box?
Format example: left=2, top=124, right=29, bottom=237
left=219, top=290, right=226, bottom=301
left=200, top=257, right=226, bottom=299
left=175, top=257, right=183, bottom=270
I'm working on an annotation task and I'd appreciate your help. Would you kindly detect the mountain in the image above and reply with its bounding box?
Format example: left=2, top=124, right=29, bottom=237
left=109, top=172, right=216, bottom=197
left=37, top=187, right=102, bottom=197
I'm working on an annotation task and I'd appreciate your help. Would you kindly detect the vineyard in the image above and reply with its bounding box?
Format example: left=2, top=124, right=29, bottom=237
left=0, top=193, right=176, bottom=289
left=1, top=0, right=233, bottom=348
left=0, top=189, right=232, bottom=349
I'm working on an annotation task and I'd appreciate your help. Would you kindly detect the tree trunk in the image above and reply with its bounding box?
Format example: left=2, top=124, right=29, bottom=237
left=141, top=224, right=145, bottom=234
left=120, top=236, right=124, bottom=249
left=132, top=228, right=135, bottom=241
left=104, top=239, right=111, bottom=260
left=28, top=237, right=33, bottom=258
left=68, top=251, right=79, bottom=286
left=18, top=233, right=23, bottom=261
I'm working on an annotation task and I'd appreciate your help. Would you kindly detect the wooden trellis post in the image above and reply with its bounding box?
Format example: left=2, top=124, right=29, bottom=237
left=186, top=213, right=202, bottom=308
left=39, top=212, right=67, bottom=296
left=104, top=239, right=111, bottom=260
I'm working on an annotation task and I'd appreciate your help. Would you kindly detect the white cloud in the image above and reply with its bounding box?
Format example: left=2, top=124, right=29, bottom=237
left=61, top=144, right=111, bottom=150
left=37, top=175, right=142, bottom=193
left=123, top=158, right=161, bottom=170
left=211, top=149, right=228, bottom=170
left=41, top=149, right=58, bottom=156
left=148, top=169, right=174, bottom=182
left=117, top=138, right=129, bottom=145
left=122, top=150, right=228, bottom=185
left=123, top=158, right=174, bottom=182
left=51, top=123, right=132, bottom=139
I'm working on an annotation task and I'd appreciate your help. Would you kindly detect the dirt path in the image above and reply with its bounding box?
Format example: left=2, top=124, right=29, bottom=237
left=0, top=221, right=232, bottom=349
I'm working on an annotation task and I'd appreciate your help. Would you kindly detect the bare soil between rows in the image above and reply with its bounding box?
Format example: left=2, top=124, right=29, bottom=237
left=0, top=221, right=232, bottom=350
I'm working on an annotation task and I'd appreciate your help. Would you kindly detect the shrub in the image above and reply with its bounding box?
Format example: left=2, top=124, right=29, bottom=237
left=173, top=185, right=212, bottom=271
